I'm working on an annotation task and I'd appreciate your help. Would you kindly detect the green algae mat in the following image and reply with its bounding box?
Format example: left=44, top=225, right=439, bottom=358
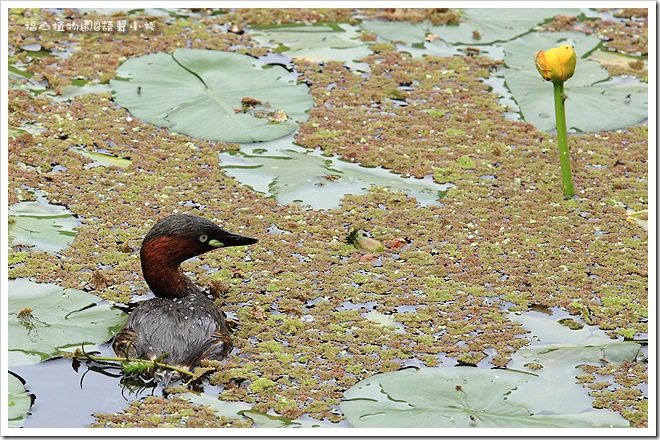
left=7, top=7, right=649, bottom=430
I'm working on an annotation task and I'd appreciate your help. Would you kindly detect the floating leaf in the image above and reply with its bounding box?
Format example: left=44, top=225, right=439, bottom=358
left=507, top=312, right=639, bottom=350
left=9, top=63, right=33, bottom=79
left=503, top=310, right=642, bottom=415
left=240, top=409, right=340, bottom=428
left=185, top=393, right=252, bottom=420
left=625, top=209, right=648, bottom=230
left=8, top=278, right=127, bottom=367
left=252, top=24, right=371, bottom=70
left=219, top=137, right=451, bottom=209
left=363, top=310, right=405, bottom=334
left=341, top=367, right=628, bottom=428
left=342, top=309, right=636, bottom=428
left=74, top=148, right=131, bottom=169
left=362, top=9, right=573, bottom=45
left=8, top=373, right=32, bottom=428
left=439, top=8, right=576, bottom=44
left=9, top=123, right=46, bottom=138
left=346, top=229, right=385, bottom=253
left=50, top=82, right=114, bottom=102
left=111, top=49, right=314, bottom=142
left=501, top=31, right=648, bottom=132
left=8, top=190, right=77, bottom=253
left=509, top=342, right=642, bottom=414
left=360, top=20, right=428, bottom=45
left=506, top=309, right=617, bottom=346
left=589, top=50, right=647, bottom=70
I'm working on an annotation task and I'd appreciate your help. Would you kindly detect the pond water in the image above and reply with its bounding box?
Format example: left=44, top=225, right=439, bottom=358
left=11, top=344, right=158, bottom=428
left=9, top=301, right=646, bottom=428
left=6, top=6, right=648, bottom=430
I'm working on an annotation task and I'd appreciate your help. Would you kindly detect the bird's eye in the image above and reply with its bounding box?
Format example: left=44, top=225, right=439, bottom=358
left=199, top=234, right=208, bottom=243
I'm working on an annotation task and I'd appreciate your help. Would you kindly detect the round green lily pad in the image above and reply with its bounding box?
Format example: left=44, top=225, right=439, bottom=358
left=341, top=366, right=630, bottom=428
left=111, top=49, right=314, bottom=143
left=8, top=278, right=127, bottom=367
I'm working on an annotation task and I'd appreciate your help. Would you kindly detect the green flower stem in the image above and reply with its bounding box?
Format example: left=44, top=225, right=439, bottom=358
left=553, top=80, right=575, bottom=198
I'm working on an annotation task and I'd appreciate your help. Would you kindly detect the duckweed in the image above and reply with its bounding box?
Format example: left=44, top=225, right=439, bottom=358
left=7, top=7, right=647, bottom=428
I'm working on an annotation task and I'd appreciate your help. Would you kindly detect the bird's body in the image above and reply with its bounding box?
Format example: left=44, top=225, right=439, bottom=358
left=112, top=214, right=257, bottom=378
left=115, top=293, right=233, bottom=368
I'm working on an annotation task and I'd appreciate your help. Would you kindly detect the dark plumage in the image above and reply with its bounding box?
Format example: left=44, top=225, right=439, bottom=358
left=112, top=214, right=257, bottom=379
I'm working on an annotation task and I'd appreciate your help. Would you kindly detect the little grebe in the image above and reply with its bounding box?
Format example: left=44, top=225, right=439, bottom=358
left=112, top=214, right=257, bottom=379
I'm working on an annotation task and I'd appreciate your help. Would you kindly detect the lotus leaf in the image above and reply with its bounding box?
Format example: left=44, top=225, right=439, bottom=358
left=363, top=310, right=406, bottom=334
left=506, top=310, right=621, bottom=346
left=111, top=49, right=313, bottom=142
left=589, top=50, right=647, bottom=69
left=505, top=310, right=642, bottom=415
left=8, top=278, right=127, bottom=367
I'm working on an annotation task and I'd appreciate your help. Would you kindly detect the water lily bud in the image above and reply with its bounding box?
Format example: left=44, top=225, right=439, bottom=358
left=534, top=44, right=577, bottom=82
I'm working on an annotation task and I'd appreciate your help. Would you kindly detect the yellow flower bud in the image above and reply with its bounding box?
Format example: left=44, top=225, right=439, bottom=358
left=534, top=44, right=577, bottom=82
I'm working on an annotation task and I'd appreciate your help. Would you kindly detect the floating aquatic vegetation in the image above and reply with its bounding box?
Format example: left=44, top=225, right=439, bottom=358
left=185, top=392, right=252, bottom=421
left=361, top=12, right=647, bottom=133
left=502, top=31, right=648, bottom=132
left=8, top=373, right=32, bottom=428
left=219, top=137, right=452, bottom=209
left=534, top=43, right=578, bottom=197
left=239, top=409, right=342, bottom=428
left=361, top=8, right=572, bottom=45
left=8, top=190, right=78, bottom=253
left=73, top=148, right=131, bottom=169
left=111, top=49, right=314, bottom=142
left=251, top=23, right=371, bottom=70
left=5, top=7, right=648, bottom=429
left=8, top=278, right=127, bottom=367
left=341, top=366, right=629, bottom=428
left=89, top=395, right=254, bottom=428
left=589, top=49, right=647, bottom=71
left=50, top=82, right=114, bottom=103
left=341, top=309, right=639, bottom=428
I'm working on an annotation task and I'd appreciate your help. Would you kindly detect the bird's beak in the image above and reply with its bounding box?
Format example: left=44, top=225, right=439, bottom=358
left=209, top=232, right=258, bottom=248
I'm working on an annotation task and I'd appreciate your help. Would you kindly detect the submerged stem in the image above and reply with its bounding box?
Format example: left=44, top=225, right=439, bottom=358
left=553, top=81, right=575, bottom=198
left=67, top=352, right=195, bottom=377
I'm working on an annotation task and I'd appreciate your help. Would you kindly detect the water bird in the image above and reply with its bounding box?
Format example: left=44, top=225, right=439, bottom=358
left=112, top=214, right=257, bottom=381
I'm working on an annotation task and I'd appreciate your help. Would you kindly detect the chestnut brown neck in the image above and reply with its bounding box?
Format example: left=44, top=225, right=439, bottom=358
left=140, top=235, right=203, bottom=298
